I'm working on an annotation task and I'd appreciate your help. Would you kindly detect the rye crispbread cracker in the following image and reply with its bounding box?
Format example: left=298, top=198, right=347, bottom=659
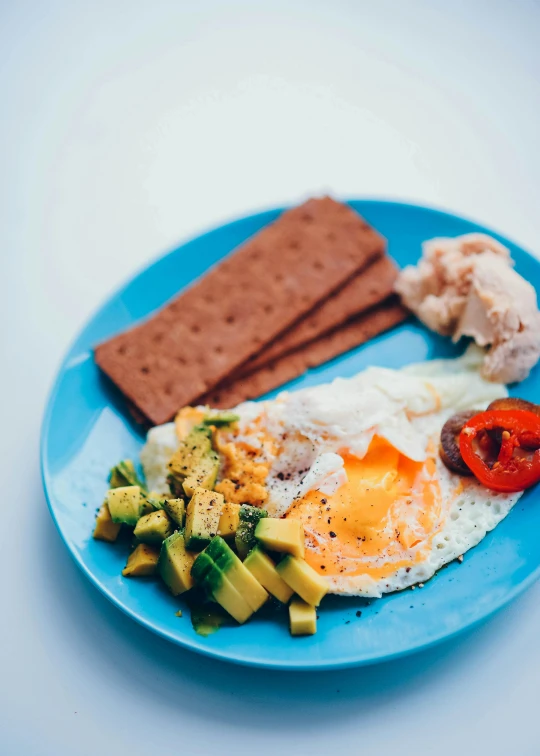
left=95, top=197, right=384, bottom=426
left=199, top=299, right=408, bottom=408
left=233, top=255, right=398, bottom=376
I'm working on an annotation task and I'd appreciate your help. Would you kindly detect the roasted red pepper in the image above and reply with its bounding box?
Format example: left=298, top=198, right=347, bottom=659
left=459, top=409, right=540, bottom=493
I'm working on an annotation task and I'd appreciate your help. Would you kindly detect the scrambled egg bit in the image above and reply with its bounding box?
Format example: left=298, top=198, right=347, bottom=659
left=214, top=435, right=269, bottom=507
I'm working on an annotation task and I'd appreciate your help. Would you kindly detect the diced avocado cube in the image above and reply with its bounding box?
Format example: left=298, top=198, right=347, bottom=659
left=93, top=501, right=122, bottom=543
left=207, top=537, right=268, bottom=612
left=201, top=562, right=253, bottom=624
left=168, top=423, right=220, bottom=498
left=244, top=547, right=294, bottom=604
left=289, top=597, right=317, bottom=636
left=158, top=532, right=195, bottom=595
left=162, top=498, right=185, bottom=527
left=134, top=510, right=174, bottom=545
left=182, top=452, right=219, bottom=497
left=122, top=544, right=160, bottom=577
left=168, top=424, right=213, bottom=478
left=217, top=502, right=241, bottom=538
left=107, top=485, right=142, bottom=526
left=185, top=487, right=224, bottom=551
left=235, top=505, right=268, bottom=559
left=202, top=412, right=240, bottom=427
left=255, top=518, right=305, bottom=558
left=191, top=550, right=215, bottom=584
left=276, top=556, right=328, bottom=607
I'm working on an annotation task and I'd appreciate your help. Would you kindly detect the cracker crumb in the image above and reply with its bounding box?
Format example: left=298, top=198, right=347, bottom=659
left=175, top=610, right=183, bottom=617
left=458, top=555, right=464, bottom=563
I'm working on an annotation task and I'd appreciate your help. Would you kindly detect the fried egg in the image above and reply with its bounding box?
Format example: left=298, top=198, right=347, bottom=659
left=142, top=346, right=523, bottom=597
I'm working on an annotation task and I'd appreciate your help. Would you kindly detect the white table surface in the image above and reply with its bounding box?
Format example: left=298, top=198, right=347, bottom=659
left=3, top=1, right=540, bottom=754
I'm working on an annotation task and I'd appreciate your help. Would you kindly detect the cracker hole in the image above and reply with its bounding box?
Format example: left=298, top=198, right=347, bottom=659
left=275, top=273, right=284, bottom=283
left=153, top=332, right=163, bottom=344
left=226, top=315, right=235, bottom=325
left=141, top=366, right=150, bottom=375
left=214, top=345, right=223, bottom=354
left=327, top=232, right=336, bottom=241
left=177, top=356, right=186, bottom=365
left=118, top=345, right=127, bottom=356
left=313, top=261, right=324, bottom=271
left=290, top=240, right=299, bottom=250
left=191, top=324, right=201, bottom=334
left=301, top=212, right=313, bottom=223
left=263, top=304, right=273, bottom=314
left=163, top=383, right=173, bottom=396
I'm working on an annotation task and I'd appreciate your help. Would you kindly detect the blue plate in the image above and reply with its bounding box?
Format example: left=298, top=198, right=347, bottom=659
left=41, top=200, right=540, bottom=670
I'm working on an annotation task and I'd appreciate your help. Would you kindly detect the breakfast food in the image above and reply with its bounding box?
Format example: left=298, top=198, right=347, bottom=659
left=95, top=197, right=385, bottom=425
left=231, top=254, right=400, bottom=377
left=93, top=346, right=537, bottom=638
left=199, top=298, right=408, bottom=407
left=396, top=233, right=540, bottom=383
left=89, top=203, right=540, bottom=643
left=457, top=408, right=540, bottom=493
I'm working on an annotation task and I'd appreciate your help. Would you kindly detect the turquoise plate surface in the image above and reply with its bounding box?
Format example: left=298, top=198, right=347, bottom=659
left=41, top=200, right=540, bottom=670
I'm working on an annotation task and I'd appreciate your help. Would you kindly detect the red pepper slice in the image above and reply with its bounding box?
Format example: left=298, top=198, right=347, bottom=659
left=459, top=409, right=540, bottom=493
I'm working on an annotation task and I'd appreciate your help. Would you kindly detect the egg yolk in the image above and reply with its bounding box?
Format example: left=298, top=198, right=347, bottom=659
left=286, top=436, right=442, bottom=581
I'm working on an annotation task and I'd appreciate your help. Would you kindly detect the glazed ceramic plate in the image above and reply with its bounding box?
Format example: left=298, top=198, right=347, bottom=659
left=41, top=200, right=540, bottom=670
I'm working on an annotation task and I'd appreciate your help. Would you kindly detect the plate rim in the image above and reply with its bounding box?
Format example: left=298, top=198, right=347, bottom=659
left=40, top=197, right=540, bottom=671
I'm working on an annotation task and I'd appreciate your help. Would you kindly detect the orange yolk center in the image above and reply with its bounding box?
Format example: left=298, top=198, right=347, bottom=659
left=286, top=436, right=442, bottom=581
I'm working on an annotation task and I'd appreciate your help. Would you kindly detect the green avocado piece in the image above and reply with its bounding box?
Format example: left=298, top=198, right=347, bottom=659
left=168, top=425, right=212, bottom=477
left=162, top=498, right=185, bottom=527
left=133, top=509, right=174, bottom=545
left=107, top=485, right=143, bottom=526
left=234, top=505, right=268, bottom=559
left=158, top=532, right=195, bottom=595
left=193, top=538, right=267, bottom=615
left=244, top=546, right=294, bottom=604
left=191, top=550, right=215, bottom=584
left=182, top=452, right=219, bottom=498
left=213, top=546, right=268, bottom=612
left=93, top=501, right=122, bottom=542
left=201, top=562, right=253, bottom=624
left=167, top=424, right=218, bottom=498
left=122, top=543, right=160, bottom=577
left=184, top=488, right=224, bottom=551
